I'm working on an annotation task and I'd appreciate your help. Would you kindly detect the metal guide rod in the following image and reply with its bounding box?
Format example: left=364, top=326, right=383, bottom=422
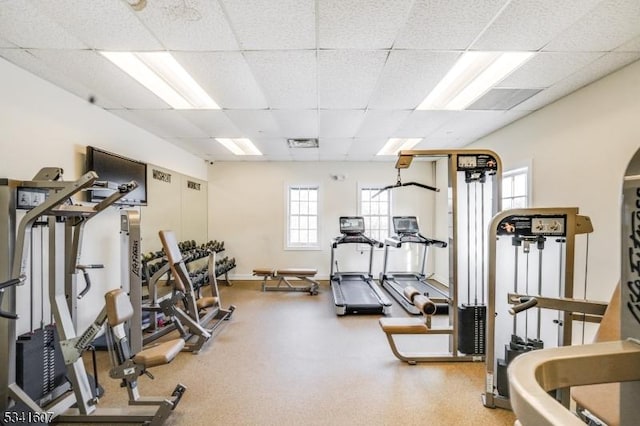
left=481, top=183, right=485, bottom=305
left=524, top=241, right=530, bottom=342
left=467, top=180, right=471, bottom=305
left=537, top=241, right=543, bottom=341
left=474, top=181, right=479, bottom=305
left=513, top=242, right=519, bottom=335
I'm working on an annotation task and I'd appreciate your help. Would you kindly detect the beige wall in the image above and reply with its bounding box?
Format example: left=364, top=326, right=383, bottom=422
left=471, top=59, right=640, bottom=305
left=208, top=161, right=438, bottom=279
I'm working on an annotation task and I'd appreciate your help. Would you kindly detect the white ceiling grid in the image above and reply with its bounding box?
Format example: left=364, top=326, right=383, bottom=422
left=0, top=0, right=638, bottom=162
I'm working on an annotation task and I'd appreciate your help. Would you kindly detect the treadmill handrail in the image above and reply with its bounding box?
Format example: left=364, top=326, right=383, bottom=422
left=385, top=234, right=447, bottom=248
left=332, top=234, right=383, bottom=248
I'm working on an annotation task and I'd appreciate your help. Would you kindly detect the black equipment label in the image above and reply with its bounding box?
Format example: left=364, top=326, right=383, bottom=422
left=457, top=154, right=498, bottom=172
left=187, top=180, right=201, bottom=191
left=152, top=169, right=172, bottom=183
left=496, top=214, right=567, bottom=237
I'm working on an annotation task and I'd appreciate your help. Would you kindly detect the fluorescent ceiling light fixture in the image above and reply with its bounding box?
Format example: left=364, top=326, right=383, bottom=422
left=215, top=138, right=262, bottom=156
left=101, top=51, right=219, bottom=110
left=417, top=51, right=534, bottom=111
left=376, top=138, right=422, bottom=156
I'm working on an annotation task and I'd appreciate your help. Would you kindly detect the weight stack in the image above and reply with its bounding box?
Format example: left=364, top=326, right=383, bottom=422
left=457, top=304, right=486, bottom=355
left=16, top=325, right=69, bottom=405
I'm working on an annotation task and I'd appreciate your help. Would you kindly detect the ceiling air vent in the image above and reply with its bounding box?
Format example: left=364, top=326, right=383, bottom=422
left=468, top=88, right=542, bottom=110
left=287, top=138, right=319, bottom=148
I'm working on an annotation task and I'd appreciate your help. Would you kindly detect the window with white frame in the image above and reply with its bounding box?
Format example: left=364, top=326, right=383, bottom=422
left=502, top=167, right=529, bottom=209
left=287, top=185, right=319, bottom=249
left=359, top=186, right=391, bottom=243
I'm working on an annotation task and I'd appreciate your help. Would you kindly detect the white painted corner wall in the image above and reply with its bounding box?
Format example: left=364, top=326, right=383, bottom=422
left=208, top=161, right=437, bottom=280
left=471, top=58, right=640, bottom=305
left=0, top=58, right=207, bottom=332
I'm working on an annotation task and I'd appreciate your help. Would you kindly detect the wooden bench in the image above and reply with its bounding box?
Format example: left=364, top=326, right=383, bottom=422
left=253, top=268, right=319, bottom=295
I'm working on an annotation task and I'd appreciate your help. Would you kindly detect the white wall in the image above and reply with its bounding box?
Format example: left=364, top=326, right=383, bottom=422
left=0, top=58, right=207, bottom=332
left=208, top=161, right=438, bottom=279
left=471, top=59, right=640, bottom=307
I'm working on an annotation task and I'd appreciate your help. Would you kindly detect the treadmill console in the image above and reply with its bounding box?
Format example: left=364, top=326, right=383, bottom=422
left=340, top=216, right=365, bottom=235
left=393, top=216, right=419, bottom=235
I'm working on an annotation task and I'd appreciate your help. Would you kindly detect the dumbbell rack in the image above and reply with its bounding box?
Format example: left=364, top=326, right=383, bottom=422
left=140, top=239, right=236, bottom=346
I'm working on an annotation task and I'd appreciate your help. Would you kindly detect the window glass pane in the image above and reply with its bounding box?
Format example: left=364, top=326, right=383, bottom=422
left=290, top=216, right=299, bottom=229
left=309, top=216, right=317, bottom=229
left=290, top=188, right=299, bottom=201
left=362, top=190, right=371, bottom=202
left=370, top=202, right=379, bottom=215
left=308, top=201, right=317, bottom=215
left=299, top=216, right=308, bottom=229
left=290, top=202, right=299, bottom=215
left=503, top=176, right=513, bottom=198
left=290, top=230, right=299, bottom=243
left=300, top=190, right=309, bottom=201
left=309, top=230, right=317, bottom=243
left=299, top=230, right=308, bottom=243
left=513, top=197, right=526, bottom=208
left=379, top=203, right=388, bottom=215
left=503, top=199, right=512, bottom=210
left=371, top=216, right=379, bottom=230
left=514, top=174, right=526, bottom=196
left=362, top=203, right=370, bottom=215
left=309, top=189, right=317, bottom=201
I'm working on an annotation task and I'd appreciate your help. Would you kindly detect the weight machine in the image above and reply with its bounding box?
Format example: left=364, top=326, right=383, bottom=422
left=0, top=168, right=184, bottom=424
left=379, top=149, right=501, bottom=362
left=482, top=207, right=604, bottom=410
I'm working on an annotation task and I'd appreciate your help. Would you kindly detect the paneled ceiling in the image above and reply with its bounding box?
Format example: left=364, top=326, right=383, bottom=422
left=1, top=0, right=639, bottom=162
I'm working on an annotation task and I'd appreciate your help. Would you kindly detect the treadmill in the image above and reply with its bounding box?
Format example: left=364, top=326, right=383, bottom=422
left=380, top=216, right=448, bottom=315
left=330, top=216, right=392, bottom=316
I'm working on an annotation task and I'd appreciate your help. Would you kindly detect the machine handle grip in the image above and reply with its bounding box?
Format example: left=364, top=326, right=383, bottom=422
left=76, top=264, right=104, bottom=299
left=0, top=275, right=26, bottom=319
left=509, top=297, right=538, bottom=315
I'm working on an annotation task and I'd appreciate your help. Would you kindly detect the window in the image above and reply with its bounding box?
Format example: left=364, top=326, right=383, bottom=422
left=502, top=167, right=529, bottom=209
left=359, top=186, right=391, bottom=244
left=287, top=185, right=319, bottom=249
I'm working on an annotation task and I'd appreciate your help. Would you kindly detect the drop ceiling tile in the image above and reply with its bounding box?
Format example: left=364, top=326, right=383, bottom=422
left=110, top=110, right=209, bottom=138
left=355, top=110, right=411, bottom=138
left=393, top=111, right=458, bottom=137
left=178, top=110, right=241, bottom=137
left=616, top=35, right=640, bottom=52
left=251, top=138, right=291, bottom=157
left=136, top=0, right=239, bottom=50
left=272, top=110, right=318, bottom=138
left=428, top=110, right=530, bottom=140
left=318, top=50, right=388, bottom=109
left=0, top=1, right=85, bottom=48
left=33, top=0, right=162, bottom=50
left=368, top=50, right=460, bottom=109
left=416, top=137, right=476, bottom=150
left=514, top=52, right=640, bottom=111
left=544, top=0, right=640, bottom=52
left=224, top=110, right=282, bottom=138
left=290, top=149, right=320, bottom=161
left=166, top=137, right=217, bottom=158
left=175, top=52, right=268, bottom=109
left=498, top=52, right=604, bottom=88
left=30, top=49, right=169, bottom=109
left=346, top=137, right=387, bottom=160
left=0, top=48, right=122, bottom=109
left=468, top=88, right=542, bottom=110
left=220, top=0, right=315, bottom=49
left=395, top=0, right=506, bottom=49
left=472, top=0, right=603, bottom=51
left=0, top=37, right=15, bottom=48
left=245, top=51, right=316, bottom=109
left=318, top=138, right=352, bottom=160
left=318, top=0, right=414, bottom=49
left=319, top=110, right=366, bottom=138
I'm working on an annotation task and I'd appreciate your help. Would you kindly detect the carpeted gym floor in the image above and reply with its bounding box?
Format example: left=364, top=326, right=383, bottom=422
left=72, top=281, right=516, bottom=426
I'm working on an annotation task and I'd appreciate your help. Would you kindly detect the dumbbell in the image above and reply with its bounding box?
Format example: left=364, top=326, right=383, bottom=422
left=403, top=286, right=437, bottom=316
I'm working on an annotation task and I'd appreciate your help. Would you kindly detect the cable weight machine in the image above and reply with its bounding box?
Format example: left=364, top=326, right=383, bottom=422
left=379, top=150, right=501, bottom=363
left=482, top=208, right=603, bottom=410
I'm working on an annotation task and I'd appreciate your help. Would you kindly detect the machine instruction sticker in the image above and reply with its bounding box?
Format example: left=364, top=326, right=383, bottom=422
left=496, top=215, right=567, bottom=237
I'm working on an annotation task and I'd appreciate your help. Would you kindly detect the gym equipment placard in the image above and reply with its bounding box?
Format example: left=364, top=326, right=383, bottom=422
left=496, top=214, right=567, bottom=237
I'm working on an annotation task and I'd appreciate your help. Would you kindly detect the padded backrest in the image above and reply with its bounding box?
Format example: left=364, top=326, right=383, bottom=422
left=158, top=230, right=188, bottom=293
left=594, top=282, right=621, bottom=342
left=105, top=288, right=134, bottom=327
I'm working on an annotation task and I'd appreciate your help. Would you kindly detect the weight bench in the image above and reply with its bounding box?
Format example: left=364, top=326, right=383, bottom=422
left=379, top=286, right=455, bottom=364
left=253, top=268, right=319, bottom=295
